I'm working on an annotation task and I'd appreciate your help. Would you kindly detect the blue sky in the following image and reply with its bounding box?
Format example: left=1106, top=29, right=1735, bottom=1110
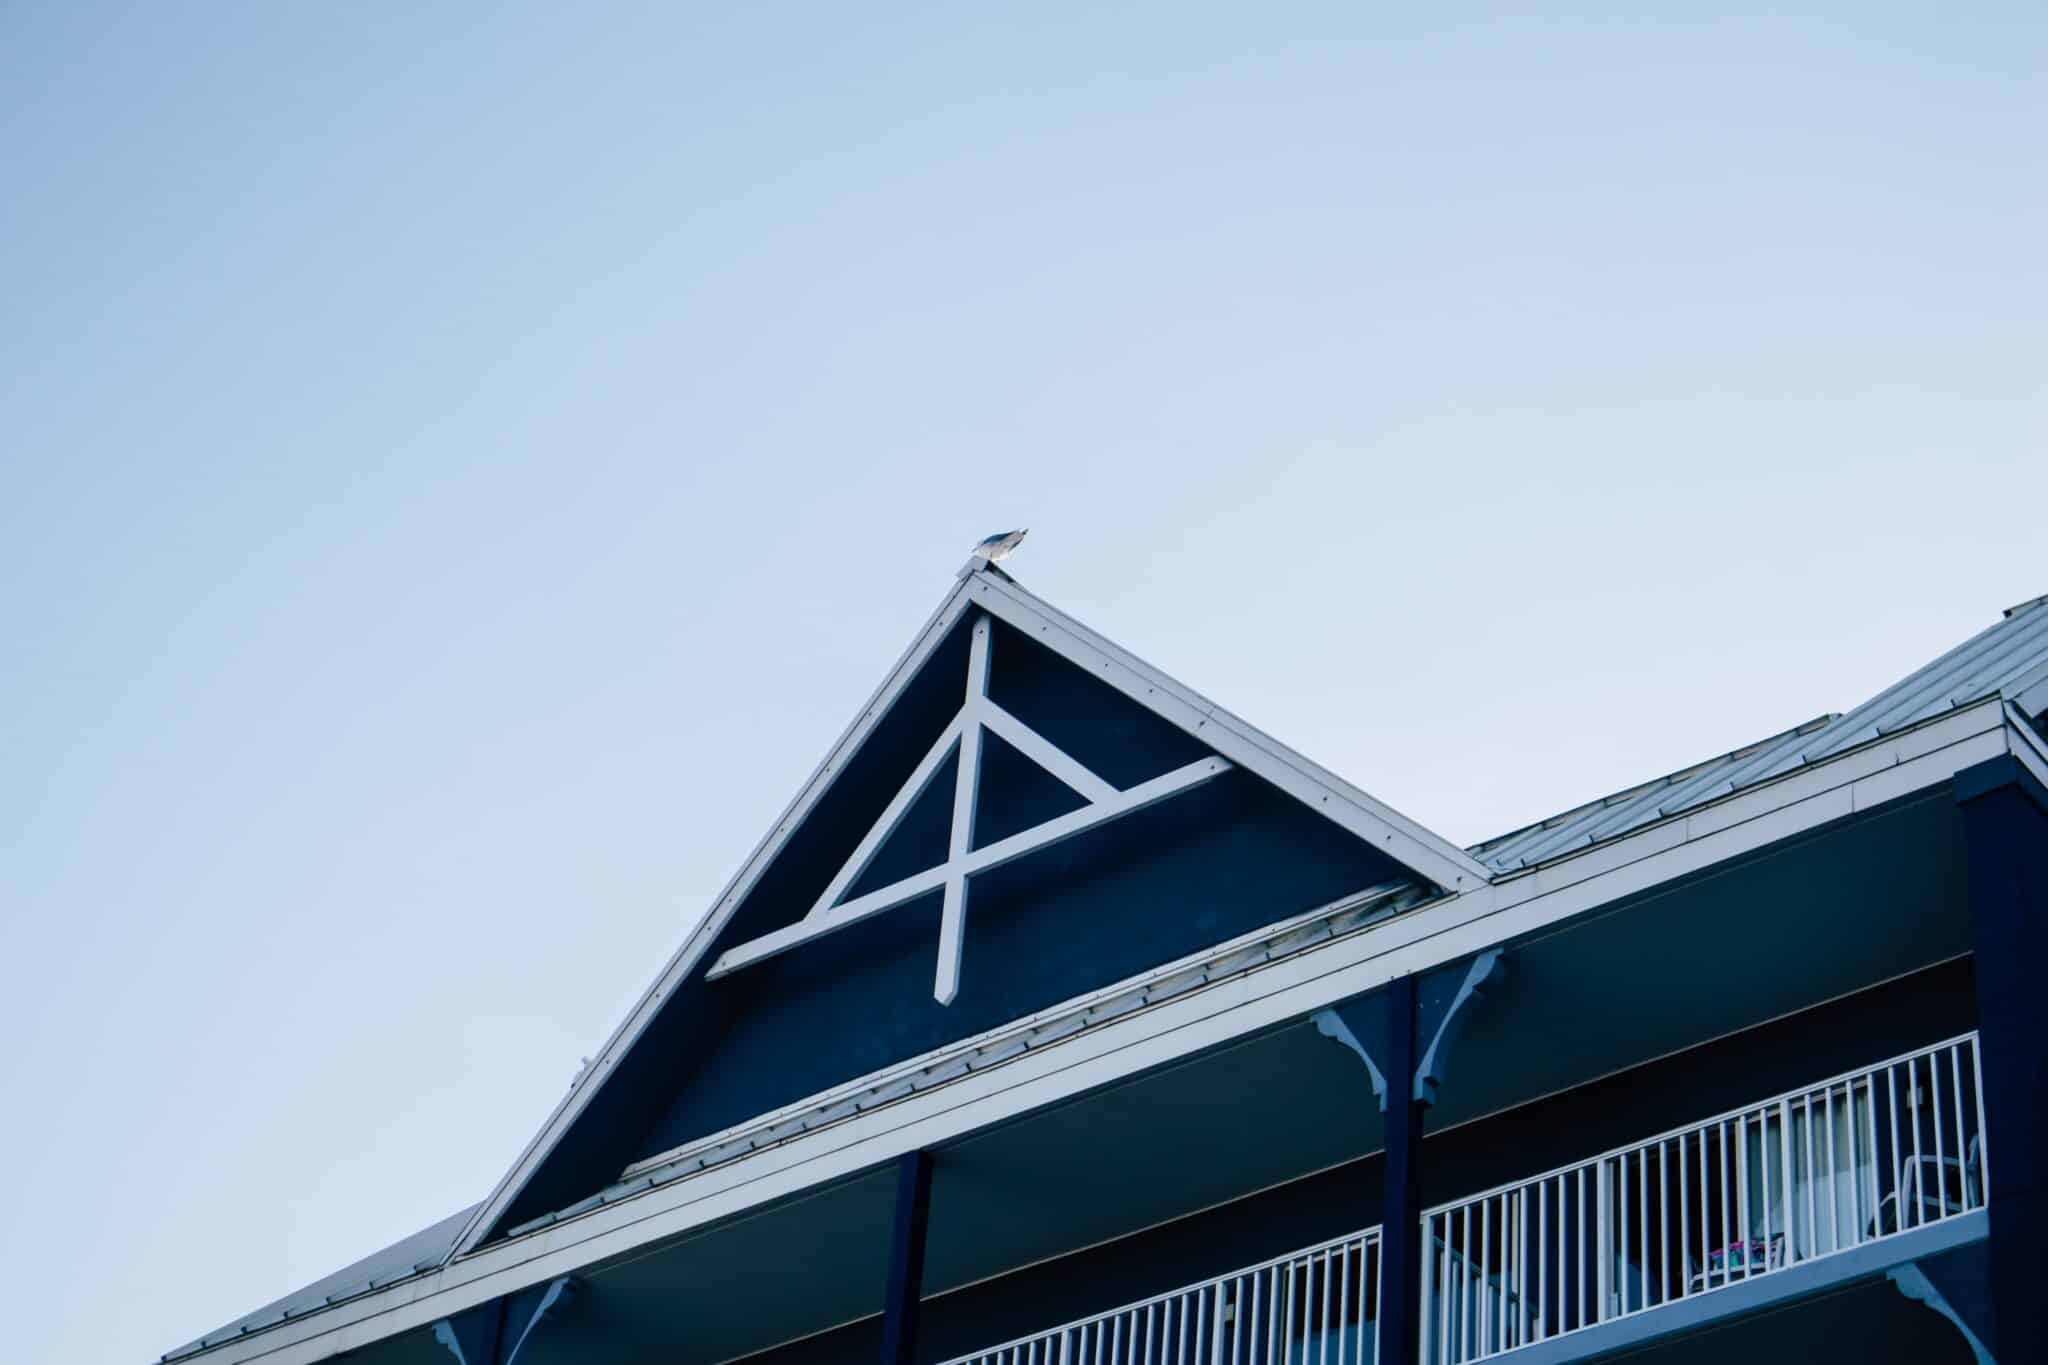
left=3, top=4, right=2044, bottom=1362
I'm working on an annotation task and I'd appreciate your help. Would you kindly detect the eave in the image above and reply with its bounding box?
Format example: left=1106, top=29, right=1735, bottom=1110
left=163, top=694, right=2035, bottom=1365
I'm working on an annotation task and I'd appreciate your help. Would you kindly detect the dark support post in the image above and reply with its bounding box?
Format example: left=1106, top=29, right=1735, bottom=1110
left=1956, top=752, right=2048, bottom=1364
left=881, top=1149, right=936, bottom=1365
left=1318, top=949, right=1504, bottom=1365
left=1378, top=973, right=1425, bottom=1365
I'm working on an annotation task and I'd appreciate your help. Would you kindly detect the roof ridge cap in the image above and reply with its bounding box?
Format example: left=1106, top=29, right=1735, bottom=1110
left=2003, top=591, right=2048, bottom=619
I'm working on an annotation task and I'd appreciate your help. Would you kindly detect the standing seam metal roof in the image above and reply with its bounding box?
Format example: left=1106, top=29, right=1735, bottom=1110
left=1469, top=593, right=2048, bottom=873
left=162, top=1204, right=479, bottom=1361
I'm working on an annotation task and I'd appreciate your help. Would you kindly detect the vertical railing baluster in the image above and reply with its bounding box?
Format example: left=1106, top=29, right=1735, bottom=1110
left=1283, top=1255, right=1297, bottom=1365
left=1759, top=1109, right=1773, bottom=1271
left=1436, top=1217, right=1451, bottom=1365
left=1334, top=1245, right=1348, bottom=1365
left=1734, top=1114, right=1750, bottom=1281
left=1318, top=1252, right=1335, bottom=1365
left=1778, top=1098, right=1794, bottom=1266
left=1231, top=1277, right=1243, bottom=1365
left=1802, top=1091, right=1819, bottom=1247
left=1885, top=1062, right=1902, bottom=1238
left=1479, top=1195, right=1492, bottom=1352
left=1419, top=1218, right=1435, bottom=1365
left=1908, top=1057, right=1925, bottom=1228
left=1236, top=1268, right=1253, bottom=1365
left=1615, top=1154, right=1629, bottom=1315
left=1698, top=1127, right=1712, bottom=1297
left=1263, top=1265, right=1278, bottom=1365
left=1577, top=1166, right=1588, bottom=1334
left=1929, top=1055, right=1948, bottom=1221
left=1949, top=1045, right=1968, bottom=1217
left=1517, top=1186, right=1530, bottom=1347
left=1636, top=1144, right=1648, bottom=1310
left=1595, top=1159, right=1610, bottom=1326
left=1717, top=1121, right=1733, bottom=1286
left=1467, top=1211, right=1476, bottom=1359
left=1657, top=1139, right=1669, bottom=1306
left=1679, top=1132, right=1693, bottom=1299
left=1861, top=1076, right=1880, bottom=1243
left=1835, top=1080, right=1851, bottom=1252
left=1971, top=1037, right=1991, bottom=1210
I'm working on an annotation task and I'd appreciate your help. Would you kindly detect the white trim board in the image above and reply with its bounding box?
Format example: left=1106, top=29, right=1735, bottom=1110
left=441, top=577, right=982, bottom=1264
left=446, top=567, right=1489, bottom=1261
left=168, top=699, right=2022, bottom=1365
left=581, top=881, right=1410, bottom=1224
left=704, top=613, right=1235, bottom=1002
left=962, top=573, right=1492, bottom=893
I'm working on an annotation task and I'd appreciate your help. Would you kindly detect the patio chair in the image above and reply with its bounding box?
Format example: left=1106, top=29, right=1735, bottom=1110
left=1872, top=1135, right=1981, bottom=1236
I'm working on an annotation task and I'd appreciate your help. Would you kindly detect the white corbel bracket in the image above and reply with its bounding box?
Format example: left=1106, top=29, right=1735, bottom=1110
left=1888, top=1262, right=1997, bottom=1365
left=1311, top=1007, right=1391, bottom=1112
left=1413, top=948, right=1505, bottom=1108
left=433, top=1277, right=574, bottom=1365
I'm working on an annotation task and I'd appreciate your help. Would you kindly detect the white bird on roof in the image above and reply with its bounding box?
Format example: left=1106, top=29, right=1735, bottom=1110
left=970, top=528, right=1027, bottom=564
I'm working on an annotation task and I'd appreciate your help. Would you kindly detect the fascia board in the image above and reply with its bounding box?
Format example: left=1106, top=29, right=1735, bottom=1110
left=446, top=577, right=981, bottom=1259
left=963, top=573, right=1492, bottom=893
left=2005, top=701, right=2048, bottom=793
left=178, top=699, right=2010, bottom=1365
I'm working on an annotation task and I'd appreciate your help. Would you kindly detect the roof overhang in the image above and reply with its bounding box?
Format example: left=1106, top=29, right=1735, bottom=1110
left=164, top=693, right=2043, bottom=1365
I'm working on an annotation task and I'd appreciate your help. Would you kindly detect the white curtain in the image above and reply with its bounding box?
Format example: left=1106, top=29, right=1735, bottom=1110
left=1742, top=1081, right=1875, bottom=1262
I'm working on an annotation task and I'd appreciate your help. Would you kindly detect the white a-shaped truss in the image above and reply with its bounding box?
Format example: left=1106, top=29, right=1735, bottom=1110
left=706, top=615, right=1233, bottom=1004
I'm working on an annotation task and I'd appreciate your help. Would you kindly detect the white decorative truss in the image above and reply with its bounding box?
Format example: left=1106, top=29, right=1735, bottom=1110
left=706, top=614, right=1233, bottom=1003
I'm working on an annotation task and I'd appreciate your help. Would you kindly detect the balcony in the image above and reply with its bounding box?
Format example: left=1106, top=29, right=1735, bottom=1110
left=940, top=1034, right=1989, bottom=1365
left=944, top=1228, right=1383, bottom=1365
left=1419, top=1032, right=1986, bottom=1363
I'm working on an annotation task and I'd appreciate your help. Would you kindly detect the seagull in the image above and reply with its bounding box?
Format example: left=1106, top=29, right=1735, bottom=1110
left=970, top=528, right=1028, bottom=564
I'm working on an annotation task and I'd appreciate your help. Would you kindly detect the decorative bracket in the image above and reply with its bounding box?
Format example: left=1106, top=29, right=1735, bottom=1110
left=1312, top=1007, right=1391, bottom=1112
left=1890, top=1262, right=1996, bottom=1365
left=706, top=614, right=1232, bottom=1003
left=1413, top=948, right=1504, bottom=1107
left=434, top=1278, right=574, bottom=1365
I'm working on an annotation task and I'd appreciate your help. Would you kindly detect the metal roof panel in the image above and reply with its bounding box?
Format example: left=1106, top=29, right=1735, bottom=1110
left=1471, top=594, right=2048, bottom=873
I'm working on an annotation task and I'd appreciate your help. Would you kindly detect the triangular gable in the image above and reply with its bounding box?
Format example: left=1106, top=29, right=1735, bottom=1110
left=703, top=611, right=1234, bottom=1003
left=450, top=564, right=1488, bottom=1257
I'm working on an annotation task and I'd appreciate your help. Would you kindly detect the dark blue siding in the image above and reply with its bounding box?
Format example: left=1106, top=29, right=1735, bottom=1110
left=493, top=610, right=1405, bottom=1235
left=636, top=771, right=1402, bottom=1160
left=1956, top=755, right=2047, bottom=1362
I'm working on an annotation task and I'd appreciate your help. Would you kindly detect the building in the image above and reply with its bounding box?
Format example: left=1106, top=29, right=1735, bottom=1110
left=159, top=557, right=2047, bottom=1365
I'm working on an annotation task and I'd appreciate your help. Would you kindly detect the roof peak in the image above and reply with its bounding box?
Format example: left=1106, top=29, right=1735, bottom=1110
left=2003, top=591, right=2048, bottom=619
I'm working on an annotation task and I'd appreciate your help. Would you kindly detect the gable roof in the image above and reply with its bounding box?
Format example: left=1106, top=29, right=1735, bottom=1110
left=445, top=563, right=1492, bottom=1260
left=163, top=1205, right=478, bottom=1361
left=162, top=583, right=2048, bottom=1363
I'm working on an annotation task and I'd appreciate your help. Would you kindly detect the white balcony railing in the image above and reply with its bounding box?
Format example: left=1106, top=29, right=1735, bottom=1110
left=943, top=1227, right=1384, bottom=1365
left=941, top=1034, right=1988, bottom=1365
left=1418, top=1033, right=1989, bottom=1364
